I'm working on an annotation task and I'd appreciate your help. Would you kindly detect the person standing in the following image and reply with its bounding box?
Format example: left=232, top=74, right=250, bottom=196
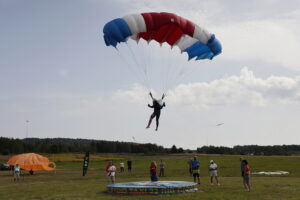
left=159, top=160, right=165, bottom=177
left=106, top=160, right=116, bottom=184
left=150, top=161, right=158, bottom=182
left=120, top=162, right=125, bottom=173
left=242, top=160, right=251, bottom=191
left=191, top=156, right=200, bottom=185
left=13, top=164, right=21, bottom=182
left=240, top=157, right=245, bottom=177
left=127, top=159, right=132, bottom=172
left=188, top=158, right=193, bottom=176
left=209, top=160, right=220, bottom=185
left=82, top=152, right=89, bottom=176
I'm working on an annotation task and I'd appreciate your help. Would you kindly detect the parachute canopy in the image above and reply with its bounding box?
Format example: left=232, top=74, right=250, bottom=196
left=7, top=153, right=56, bottom=171
left=103, top=12, right=222, bottom=60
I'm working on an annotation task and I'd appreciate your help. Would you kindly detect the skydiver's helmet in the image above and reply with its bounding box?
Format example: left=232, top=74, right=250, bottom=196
left=157, top=99, right=163, bottom=106
left=153, top=99, right=163, bottom=107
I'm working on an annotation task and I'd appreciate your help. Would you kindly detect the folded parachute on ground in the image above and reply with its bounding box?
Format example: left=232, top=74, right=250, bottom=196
left=7, top=153, right=56, bottom=171
left=103, top=12, right=222, bottom=60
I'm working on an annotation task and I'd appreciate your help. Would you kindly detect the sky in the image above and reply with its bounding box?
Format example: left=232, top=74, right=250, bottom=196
left=1, top=0, right=300, bottom=149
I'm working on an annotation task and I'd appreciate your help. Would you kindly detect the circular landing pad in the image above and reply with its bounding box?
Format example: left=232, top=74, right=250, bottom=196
left=107, top=181, right=198, bottom=195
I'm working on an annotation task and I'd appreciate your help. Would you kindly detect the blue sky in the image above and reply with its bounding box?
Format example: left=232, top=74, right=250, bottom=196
left=1, top=0, right=300, bottom=149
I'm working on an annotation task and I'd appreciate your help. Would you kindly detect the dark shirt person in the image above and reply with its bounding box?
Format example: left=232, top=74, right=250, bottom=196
left=188, top=158, right=193, bottom=176
left=240, top=157, right=245, bottom=176
left=127, top=160, right=132, bottom=172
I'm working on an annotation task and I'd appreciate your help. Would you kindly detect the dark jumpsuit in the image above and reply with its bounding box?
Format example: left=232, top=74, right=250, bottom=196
left=148, top=100, right=165, bottom=129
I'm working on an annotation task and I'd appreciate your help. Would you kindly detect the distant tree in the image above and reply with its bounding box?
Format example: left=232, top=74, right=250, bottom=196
left=178, top=148, right=184, bottom=153
left=50, top=144, right=59, bottom=154
left=171, top=145, right=178, bottom=153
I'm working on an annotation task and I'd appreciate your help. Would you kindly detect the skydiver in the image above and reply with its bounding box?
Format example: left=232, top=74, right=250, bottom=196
left=146, top=92, right=166, bottom=131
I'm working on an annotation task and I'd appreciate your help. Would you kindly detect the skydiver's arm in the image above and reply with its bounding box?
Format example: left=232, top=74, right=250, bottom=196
left=162, top=93, right=166, bottom=99
left=149, top=92, right=154, bottom=100
left=148, top=104, right=154, bottom=108
left=160, top=102, right=166, bottom=109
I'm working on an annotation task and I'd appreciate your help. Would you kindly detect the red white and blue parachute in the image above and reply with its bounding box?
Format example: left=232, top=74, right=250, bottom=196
left=103, top=12, right=222, bottom=60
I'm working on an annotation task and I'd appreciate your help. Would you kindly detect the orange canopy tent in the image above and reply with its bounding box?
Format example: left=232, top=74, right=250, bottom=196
left=7, top=153, right=56, bottom=171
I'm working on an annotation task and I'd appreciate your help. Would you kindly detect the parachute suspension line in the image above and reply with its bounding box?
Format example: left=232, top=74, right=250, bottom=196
left=141, top=40, right=155, bottom=93
left=170, top=62, right=199, bottom=90
left=160, top=28, right=179, bottom=95
left=125, top=42, right=147, bottom=82
left=165, top=50, right=195, bottom=90
left=114, top=47, right=148, bottom=88
left=165, top=56, right=185, bottom=91
left=162, top=45, right=173, bottom=94
left=170, top=50, right=185, bottom=87
left=119, top=42, right=148, bottom=85
left=167, top=56, right=192, bottom=91
left=167, top=48, right=180, bottom=91
left=161, top=45, right=167, bottom=93
left=146, top=41, right=154, bottom=91
left=169, top=62, right=185, bottom=88
left=125, top=42, right=151, bottom=90
left=159, top=44, right=167, bottom=94
left=139, top=40, right=152, bottom=91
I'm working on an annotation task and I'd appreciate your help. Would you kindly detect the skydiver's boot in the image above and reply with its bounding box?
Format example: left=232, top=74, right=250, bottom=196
left=155, top=120, right=159, bottom=131
left=146, top=119, right=152, bottom=129
left=146, top=117, right=153, bottom=128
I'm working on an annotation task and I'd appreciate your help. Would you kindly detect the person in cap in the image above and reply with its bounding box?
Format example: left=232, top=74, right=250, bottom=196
left=209, top=160, right=220, bottom=185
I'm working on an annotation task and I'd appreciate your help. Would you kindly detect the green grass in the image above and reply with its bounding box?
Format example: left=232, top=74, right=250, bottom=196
left=1, top=154, right=300, bottom=200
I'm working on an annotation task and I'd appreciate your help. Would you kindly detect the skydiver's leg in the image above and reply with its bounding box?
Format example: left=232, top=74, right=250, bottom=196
left=155, top=113, right=160, bottom=131
left=146, top=113, right=155, bottom=128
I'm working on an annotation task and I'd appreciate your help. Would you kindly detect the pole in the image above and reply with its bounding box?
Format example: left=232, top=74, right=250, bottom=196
left=25, top=120, right=30, bottom=138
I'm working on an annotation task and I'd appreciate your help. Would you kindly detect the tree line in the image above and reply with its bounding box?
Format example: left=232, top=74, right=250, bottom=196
left=0, top=137, right=167, bottom=155
left=197, top=145, right=300, bottom=155
left=0, top=137, right=299, bottom=155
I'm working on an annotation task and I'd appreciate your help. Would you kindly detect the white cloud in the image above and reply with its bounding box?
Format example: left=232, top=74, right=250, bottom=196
left=216, top=19, right=300, bottom=70
left=112, top=83, right=149, bottom=104
left=114, top=67, right=300, bottom=109
left=114, top=0, right=223, bottom=30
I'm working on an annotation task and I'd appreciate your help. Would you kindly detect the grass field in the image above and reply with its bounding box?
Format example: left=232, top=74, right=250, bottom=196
left=1, top=154, right=300, bottom=200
